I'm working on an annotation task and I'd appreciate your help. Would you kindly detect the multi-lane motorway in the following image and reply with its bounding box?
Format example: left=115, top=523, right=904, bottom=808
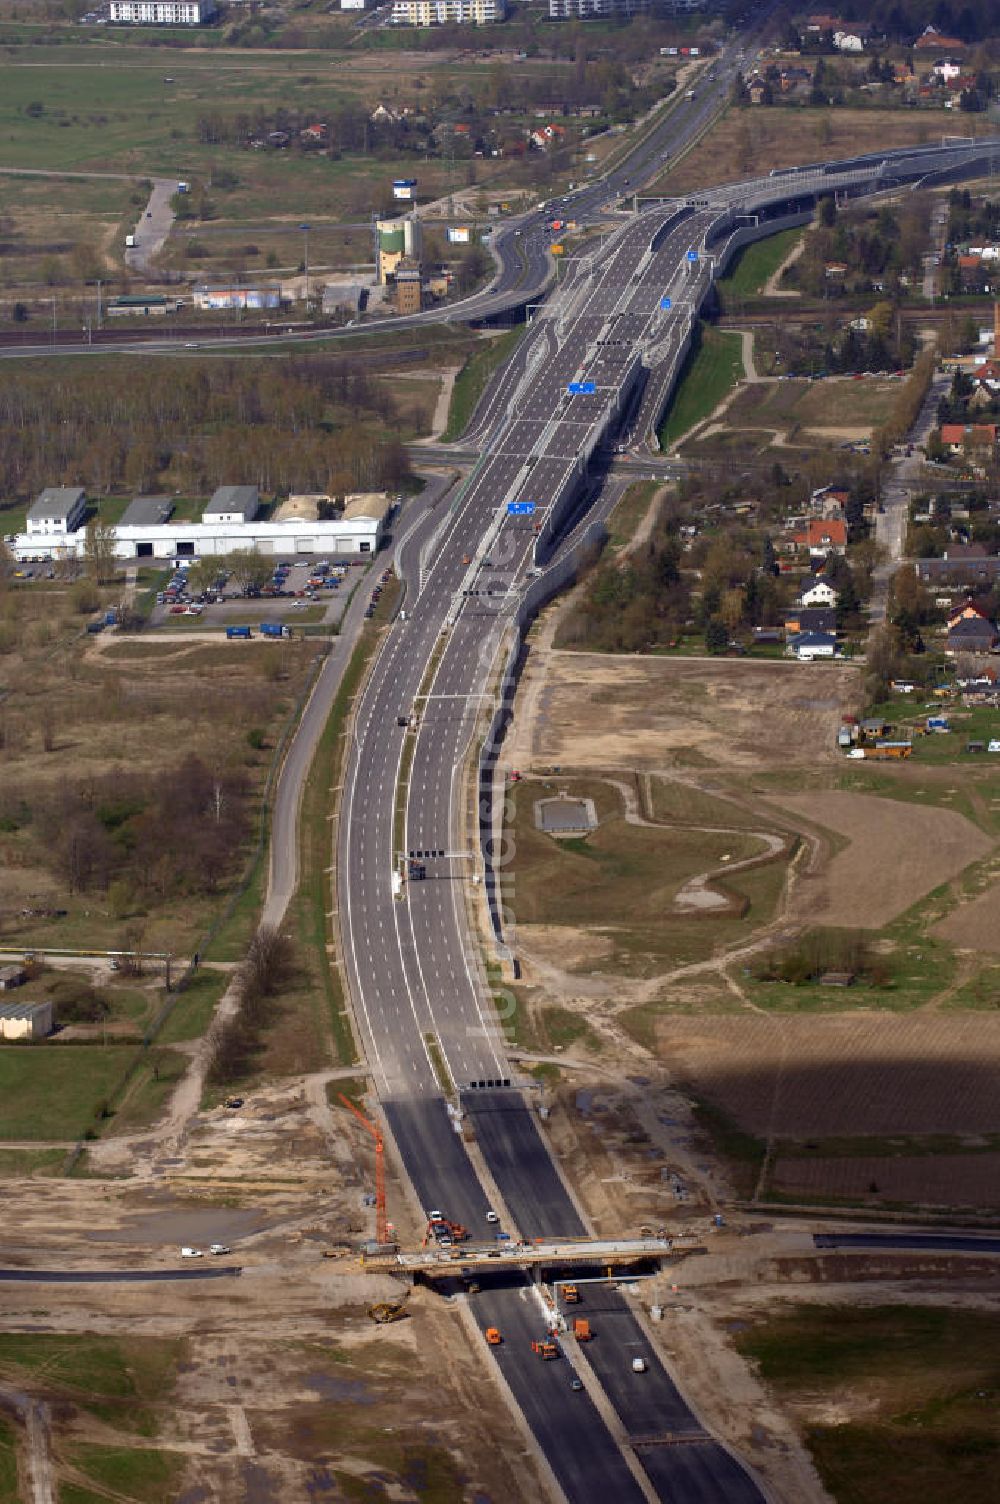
left=336, top=114, right=1000, bottom=1501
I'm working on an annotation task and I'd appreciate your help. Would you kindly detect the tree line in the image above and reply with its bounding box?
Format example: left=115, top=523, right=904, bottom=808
left=0, top=354, right=410, bottom=500
left=2, top=754, right=250, bottom=902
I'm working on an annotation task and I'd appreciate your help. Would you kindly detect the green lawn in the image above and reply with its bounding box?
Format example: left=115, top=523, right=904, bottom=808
left=735, top=1306, right=1000, bottom=1504
left=0, top=1044, right=183, bottom=1141
left=443, top=326, right=525, bottom=442
left=657, top=325, right=744, bottom=449
left=0, top=1334, right=182, bottom=1446
left=70, top=1445, right=186, bottom=1503
left=717, top=226, right=803, bottom=301
left=606, top=480, right=660, bottom=551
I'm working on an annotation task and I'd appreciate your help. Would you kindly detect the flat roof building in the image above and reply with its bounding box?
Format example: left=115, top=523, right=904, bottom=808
left=26, top=487, right=86, bottom=537
left=120, top=495, right=175, bottom=527
left=204, top=486, right=260, bottom=525
left=391, top=0, right=505, bottom=22
left=108, top=0, right=216, bottom=21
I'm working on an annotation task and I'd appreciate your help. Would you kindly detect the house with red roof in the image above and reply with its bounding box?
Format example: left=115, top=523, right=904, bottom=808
left=913, top=25, right=965, bottom=50
left=790, top=517, right=848, bottom=557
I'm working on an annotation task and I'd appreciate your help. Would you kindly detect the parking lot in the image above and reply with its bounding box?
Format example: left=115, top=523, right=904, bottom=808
left=148, top=557, right=369, bottom=632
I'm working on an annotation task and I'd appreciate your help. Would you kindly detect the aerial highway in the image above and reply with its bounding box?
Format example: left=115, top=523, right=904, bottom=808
left=336, top=120, right=1000, bottom=1501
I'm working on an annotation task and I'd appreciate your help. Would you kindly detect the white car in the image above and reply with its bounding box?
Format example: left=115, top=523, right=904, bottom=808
left=486, top=1210, right=500, bottom=1223
left=632, top=1357, right=647, bottom=1373
left=209, top=1243, right=231, bottom=1255
left=180, top=1247, right=203, bottom=1258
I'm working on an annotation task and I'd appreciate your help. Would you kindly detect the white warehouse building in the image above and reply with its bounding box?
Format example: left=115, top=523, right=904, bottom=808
left=11, top=487, right=386, bottom=562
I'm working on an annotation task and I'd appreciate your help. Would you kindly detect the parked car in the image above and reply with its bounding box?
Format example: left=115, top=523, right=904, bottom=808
left=180, top=1247, right=203, bottom=1258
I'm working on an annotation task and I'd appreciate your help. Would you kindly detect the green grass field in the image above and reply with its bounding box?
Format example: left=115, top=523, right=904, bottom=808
left=735, top=1305, right=1000, bottom=1504
left=0, top=1044, right=184, bottom=1141
left=443, top=326, right=525, bottom=441
left=69, top=1444, right=186, bottom=1501
left=657, top=325, right=744, bottom=450
left=717, top=226, right=802, bottom=301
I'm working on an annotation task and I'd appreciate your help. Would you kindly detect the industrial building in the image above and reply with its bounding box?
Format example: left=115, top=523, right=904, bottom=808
left=192, top=283, right=281, bottom=311
left=376, top=217, right=422, bottom=285
left=390, top=0, right=505, bottom=22
left=395, top=260, right=424, bottom=315
left=108, top=0, right=216, bottom=20
left=203, top=485, right=261, bottom=525
left=11, top=487, right=386, bottom=562
left=26, top=487, right=87, bottom=539
left=0, top=1001, right=53, bottom=1041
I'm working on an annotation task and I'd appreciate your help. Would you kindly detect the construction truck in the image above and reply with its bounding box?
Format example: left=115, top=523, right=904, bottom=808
left=486, top=1327, right=502, bottom=1346
left=531, top=1339, right=559, bottom=1360
left=573, top=1318, right=592, bottom=1342
left=561, top=1284, right=580, bottom=1304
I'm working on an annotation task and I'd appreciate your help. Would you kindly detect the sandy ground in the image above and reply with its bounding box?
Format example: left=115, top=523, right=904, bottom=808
left=932, top=880, right=1000, bottom=953
left=505, top=647, right=857, bottom=774
left=651, top=1012, right=1000, bottom=1138
left=776, top=790, right=991, bottom=929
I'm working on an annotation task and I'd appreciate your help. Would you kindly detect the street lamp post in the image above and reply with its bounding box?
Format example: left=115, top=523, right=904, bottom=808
left=299, top=222, right=311, bottom=307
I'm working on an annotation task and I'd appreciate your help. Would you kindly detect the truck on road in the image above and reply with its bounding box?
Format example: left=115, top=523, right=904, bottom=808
left=226, top=625, right=252, bottom=640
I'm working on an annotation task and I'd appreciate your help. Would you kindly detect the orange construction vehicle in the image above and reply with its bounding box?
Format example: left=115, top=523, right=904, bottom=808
left=573, top=1318, right=592, bottom=1342
left=338, top=1093, right=389, bottom=1245
left=531, top=1339, right=559, bottom=1360
left=561, top=1284, right=580, bottom=1304
left=486, top=1327, right=502, bottom=1346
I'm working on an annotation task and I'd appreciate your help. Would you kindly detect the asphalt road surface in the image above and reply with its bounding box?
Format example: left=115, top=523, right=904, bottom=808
left=814, top=1232, right=1000, bottom=1255
left=336, top=128, right=1000, bottom=1504
left=0, top=1267, right=241, bottom=1282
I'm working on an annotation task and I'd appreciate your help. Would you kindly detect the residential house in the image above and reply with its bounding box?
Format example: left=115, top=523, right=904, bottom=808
left=948, top=598, right=994, bottom=630
left=946, top=614, right=999, bottom=656
left=0, top=965, right=27, bottom=991
left=939, top=422, right=997, bottom=453
left=799, top=579, right=839, bottom=608
left=913, top=25, right=965, bottom=51
left=916, top=558, right=1000, bottom=588
left=810, top=485, right=849, bottom=517
left=791, top=517, right=848, bottom=557
left=748, top=79, right=769, bottom=105
left=971, top=358, right=1000, bottom=393
left=788, top=630, right=837, bottom=661
left=833, top=24, right=870, bottom=51
left=783, top=605, right=837, bottom=636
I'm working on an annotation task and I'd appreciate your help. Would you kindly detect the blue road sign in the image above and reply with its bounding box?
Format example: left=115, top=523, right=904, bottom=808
left=686, top=250, right=699, bottom=263
left=660, top=295, right=672, bottom=310
left=507, top=501, right=537, bottom=516
left=567, top=380, right=596, bottom=395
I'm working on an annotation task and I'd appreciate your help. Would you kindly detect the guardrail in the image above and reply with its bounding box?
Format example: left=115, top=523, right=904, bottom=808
left=478, top=521, right=608, bottom=966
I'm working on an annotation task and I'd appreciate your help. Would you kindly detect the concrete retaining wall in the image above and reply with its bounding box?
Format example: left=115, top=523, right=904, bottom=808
left=478, top=522, right=607, bottom=964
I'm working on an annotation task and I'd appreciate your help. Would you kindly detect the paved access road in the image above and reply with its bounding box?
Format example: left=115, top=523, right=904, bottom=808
left=0, top=1266, right=241, bottom=1282
left=814, top=1232, right=1000, bottom=1255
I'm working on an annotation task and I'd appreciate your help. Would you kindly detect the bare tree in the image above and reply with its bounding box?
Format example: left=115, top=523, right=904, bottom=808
left=84, top=517, right=118, bottom=585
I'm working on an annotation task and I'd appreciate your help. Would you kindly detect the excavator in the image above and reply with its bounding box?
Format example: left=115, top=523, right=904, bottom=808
left=367, top=1289, right=411, bottom=1325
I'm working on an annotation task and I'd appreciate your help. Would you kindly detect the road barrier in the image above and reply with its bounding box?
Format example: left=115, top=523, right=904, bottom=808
left=477, top=522, right=607, bottom=966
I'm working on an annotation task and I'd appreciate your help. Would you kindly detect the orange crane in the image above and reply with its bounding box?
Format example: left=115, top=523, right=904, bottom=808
left=338, top=1093, right=388, bottom=1245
